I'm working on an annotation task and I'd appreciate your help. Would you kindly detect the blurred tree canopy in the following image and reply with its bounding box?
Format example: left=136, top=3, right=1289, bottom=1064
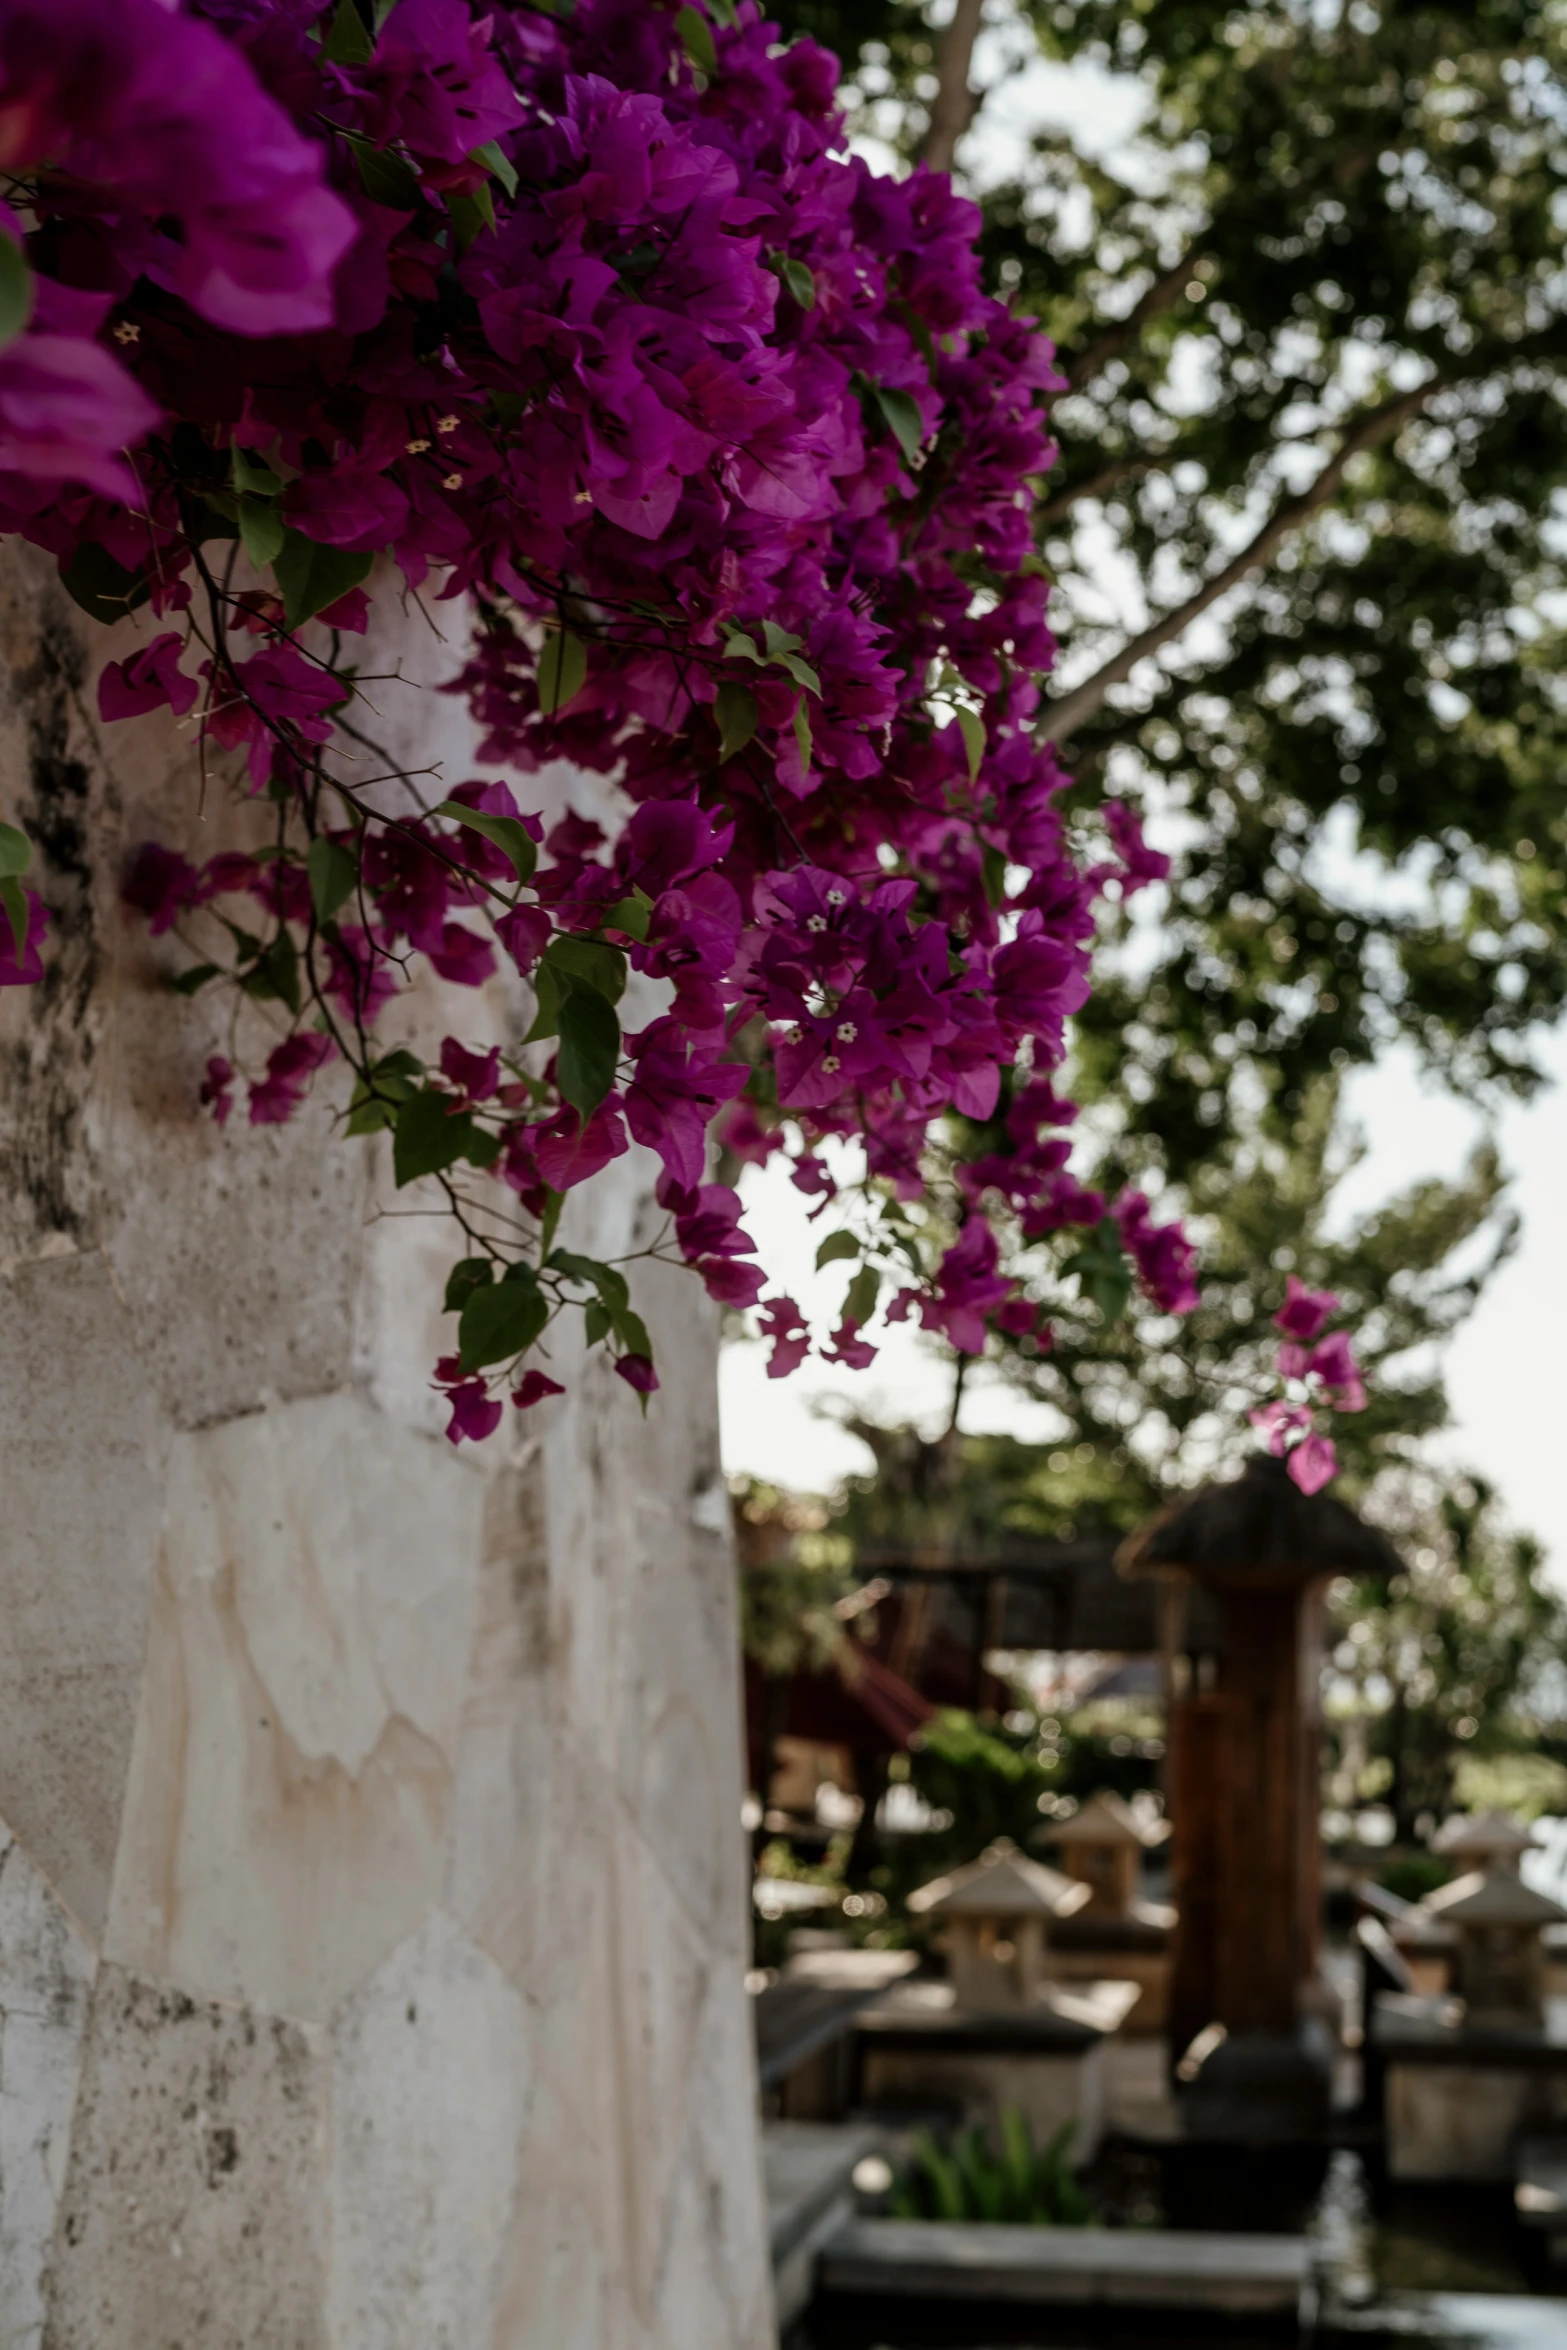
left=1323, top=1467, right=1567, bottom=1841
left=775, top=0, right=1567, bottom=1176
left=832, top=1074, right=1513, bottom=1540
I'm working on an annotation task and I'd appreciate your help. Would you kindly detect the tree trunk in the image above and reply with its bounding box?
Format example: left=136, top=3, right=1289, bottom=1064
left=0, top=543, right=772, bottom=2349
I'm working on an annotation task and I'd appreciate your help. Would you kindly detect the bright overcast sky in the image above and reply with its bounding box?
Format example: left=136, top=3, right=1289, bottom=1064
left=718, top=33, right=1567, bottom=1573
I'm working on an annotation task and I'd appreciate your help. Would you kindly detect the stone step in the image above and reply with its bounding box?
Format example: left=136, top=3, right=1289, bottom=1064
left=817, top=2217, right=1308, bottom=2315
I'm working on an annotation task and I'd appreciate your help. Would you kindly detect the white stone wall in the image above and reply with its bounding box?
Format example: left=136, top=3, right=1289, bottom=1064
left=0, top=544, right=773, bottom=2349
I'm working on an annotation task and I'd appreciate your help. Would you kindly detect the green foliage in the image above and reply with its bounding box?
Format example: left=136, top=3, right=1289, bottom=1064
left=888, top=2114, right=1093, bottom=2227
left=974, top=1075, right=1511, bottom=1530
left=1325, top=1467, right=1567, bottom=1839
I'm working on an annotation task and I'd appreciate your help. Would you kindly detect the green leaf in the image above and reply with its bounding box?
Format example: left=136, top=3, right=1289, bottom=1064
left=546, top=934, right=627, bottom=1005
left=538, top=1186, right=564, bottom=1260
left=557, top=986, right=621, bottom=1118
left=524, top=957, right=562, bottom=1044
left=240, top=930, right=301, bottom=1013
left=169, top=962, right=221, bottom=997
left=307, top=837, right=358, bottom=926
left=323, top=0, right=375, bottom=62
left=675, top=3, right=717, bottom=72
left=61, top=542, right=152, bottom=626
left=792, top=698, right=813, bottom=774
left=238, top=496, right=287, bottom=573
left=583, top=1299, right=611, bottom=1346
left=537, top=628, right=587, bottom=717
left=782, top=257, right=815, bottom=311
left=815, top=1229, right=860, bottom=1270
left=436, top=798, right=538, bottom=884
left=347, top=134, right=422, bottom=211
left=875, top=385, right=925, bottom=465
left=345, top=1048, right=424, bottom=1134
left=232, top=447, right=284, bottom=499
left=458, top=1268, right=548, bottom=1372
left=844, top=1264, right=881, bottom=1327
left=392, top=1088, right=500, bottom=1186
left=723, top=629, right=763, bottom=664
left=761, top=621, right=804, bottom=657
left=449, top=186, right=495, bottom=251
left=614, top=1306, right=652, bottom=1358
left=273, top=532, right=374, bottom=630
left=471, top=140, right=519, bottom=198
left=980, top=843, right=1008, bottom=908
left=602, top=890, right=652, bottom=942
left=0, top=875, right=28, bottom=960
left=708, top=0, right=736, bottom=21
left=548, top=1250, right=631, bottom=1313
left=956, top=705, right=986, bottom=784
left=0, top=822, right=31, bottom=879
left=236, top=490, right=287, bottom=569
left=0, top=238, right=35, bottom=357
left=444, top=1257, right=494, bottom=1313
left=714, top=681, right=758, bottom=763
left=1062, top=1218, right=1132, bottom=1327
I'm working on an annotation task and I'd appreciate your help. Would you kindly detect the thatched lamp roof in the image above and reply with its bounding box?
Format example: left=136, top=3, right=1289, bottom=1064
left=1431, top=1809, right=1536, bottom=1865
left=908, top=1838, right=1091, bottom=1920
left=1046, top=1790, right=1166, bottom=1850
left=1116, top=1451, right=1402, bottom=1588
left=1423, top=1869, right=1567, bottom=1928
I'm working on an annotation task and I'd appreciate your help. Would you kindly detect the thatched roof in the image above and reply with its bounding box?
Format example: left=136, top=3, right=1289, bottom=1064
left=1116, top=1451, right=1402, bottom=1585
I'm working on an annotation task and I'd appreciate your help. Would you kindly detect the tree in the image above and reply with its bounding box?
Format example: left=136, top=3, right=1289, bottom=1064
left=779, top=0, right=1567, bottom=1178
left=834, top=1074, right=1514, bottom=1541
left=1324, top=1468, right=1567, bottom=1842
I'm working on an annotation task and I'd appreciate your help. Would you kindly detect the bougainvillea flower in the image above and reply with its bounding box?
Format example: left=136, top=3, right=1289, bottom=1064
left=759, top=1296, right=811, bottom=1379
left=248, top=1032, right=335, bottom=1125
left=1287, top=1433, right=1338, bottom=1495
left=1274, top=1274, right=1340, bottom=1342
left=99, top=633, right=197, bottom=722
left=512, top=1369, right=566, bottom=1409
left=1115, top=1190, right=1200, bottom=1316
left=614, top=1352, right=658, bottom=1396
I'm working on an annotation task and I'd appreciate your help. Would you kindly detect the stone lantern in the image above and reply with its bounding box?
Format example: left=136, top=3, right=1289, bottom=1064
left=1422, top=1868, right=1567, bottom=2030
left=1118, top=1452, right=1401, bottom=2135
left=1047, top=1791, right=1162, bottom=1920
left=1430, top=1809, right=1536, bottom=1877
left=909, top=1838, right=1089, bottom=2013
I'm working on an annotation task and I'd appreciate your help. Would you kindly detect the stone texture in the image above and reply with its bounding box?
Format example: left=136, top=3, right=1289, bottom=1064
left=0, top=1253, right=162, bottom=1939
left=106, top=1395, right=482, bottom=2021
left=326, top=1911, right=534, bottom=2350
left=0, top=1828, right=96, bottom=2350
left=0, top=545, right=772, bottom=2347
left=45, top=1966, right=328, bottom=2350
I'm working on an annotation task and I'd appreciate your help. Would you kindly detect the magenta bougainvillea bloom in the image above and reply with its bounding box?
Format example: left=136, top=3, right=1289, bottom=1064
left=1254, top=1280, right=1366, bottom=1492
left=0, top=0, right=1218, bottom=1435
left=1274, top=1274, right=1341, bottom=1343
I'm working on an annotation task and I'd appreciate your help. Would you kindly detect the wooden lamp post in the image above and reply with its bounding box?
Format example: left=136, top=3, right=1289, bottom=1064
left=1118, top=1453, right=1401, bottom=2130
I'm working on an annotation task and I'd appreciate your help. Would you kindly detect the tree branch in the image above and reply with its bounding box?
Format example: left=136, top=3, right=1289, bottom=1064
left=1069, top=255, right=1199, bottom=388
left=1039, top=374, right=1448, bottom=748
left=1036, top=455, right=1157, bottom=530
left=918, top=0, right=986, bottom=175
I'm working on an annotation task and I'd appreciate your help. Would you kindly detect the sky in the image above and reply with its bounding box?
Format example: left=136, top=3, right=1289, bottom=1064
left=718, top=29, right=1567, bottom=1573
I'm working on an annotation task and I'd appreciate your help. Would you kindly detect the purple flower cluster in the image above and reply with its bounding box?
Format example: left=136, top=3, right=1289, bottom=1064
left=0, top=0, right=1195, bottom=1431
left=1250, top=1276, right=1366, bottom=1494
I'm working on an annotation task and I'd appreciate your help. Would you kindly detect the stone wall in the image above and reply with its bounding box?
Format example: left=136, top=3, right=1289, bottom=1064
left=0, top=544, right=773, bottom=2349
